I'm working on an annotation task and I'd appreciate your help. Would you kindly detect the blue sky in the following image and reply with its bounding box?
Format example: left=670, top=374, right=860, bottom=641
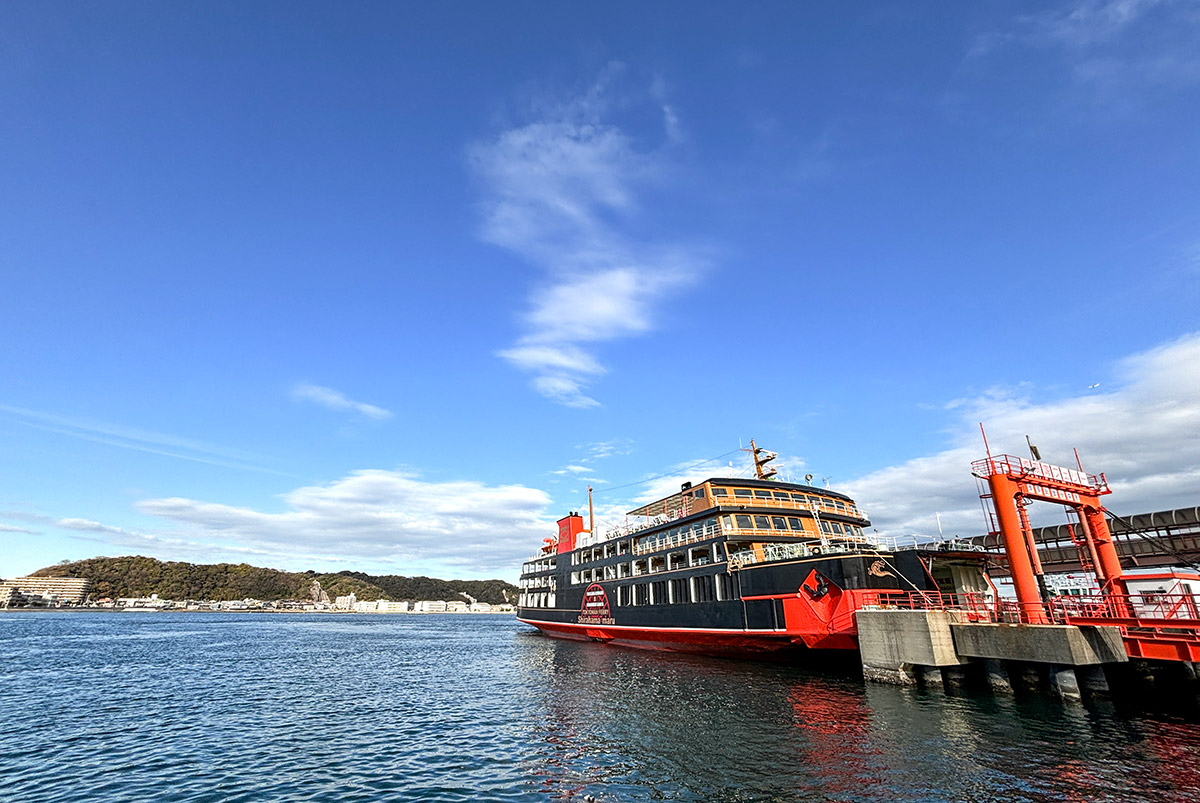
left=2, top=1, right=1199, bottom=580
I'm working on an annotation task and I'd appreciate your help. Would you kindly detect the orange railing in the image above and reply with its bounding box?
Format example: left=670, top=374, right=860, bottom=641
left=858, top=589, right=1200, bottom=627
left=970, top=454, right=1107, bottom=492
left=857, top=590, right=997, bottom=622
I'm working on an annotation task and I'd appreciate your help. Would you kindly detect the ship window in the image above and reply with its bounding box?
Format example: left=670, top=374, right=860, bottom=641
left=668, top=552, right=686, bottom=570
left=634, top=584, right=649, bottom=606
left=834, top=501, right=847, bottom=512
left=669, top=578, right=688, bottom=604
left=772, top=491, right=791, bottom=500
left=771, top=516, right=787, bottom=530
left=617, top=540, right=628, bottom=555
left=718, top=574, right=734, bottom=601
left=734, top=489, right=752, bottom=499
left=632, top=559, right=647, bottom=576
left=693, top=488, right=705, bottom=499
left=649, top=556, right=665, bottom=573
left=820, top=521, right=834, bottom=535
left=705, top=517, right=718, bottom=536
left=618, top=562, right=630, bottom=578
left=604, top=565, right=617, bottom=580
left=712, top=488, right=728, bottom=497
left=570, top=572, right=579, bottom=585
left=692, top=575, right=715, bottom=603
left=789, top=493, right=805, bottom=502
left=735, top=514, right=752, bottom=529
left=753, top=490, right=773, bottom=499
left=650, top=580, right=668, bottom=605
left=721, top=515, right=733, bottom=531
left=753, top=515, right=771, bottom=529
left=689, top=547, right=710, bottom=566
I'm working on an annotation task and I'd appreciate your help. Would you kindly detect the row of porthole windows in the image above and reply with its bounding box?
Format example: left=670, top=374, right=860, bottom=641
left=722, top=513, right=864, bottom=539
left=614, top=573, right=733, bottom=606
left=571, top=544, right=720, bottom=585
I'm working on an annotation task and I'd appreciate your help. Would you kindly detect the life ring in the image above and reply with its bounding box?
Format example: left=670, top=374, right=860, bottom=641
left=811, top=546, right=822, bottom=556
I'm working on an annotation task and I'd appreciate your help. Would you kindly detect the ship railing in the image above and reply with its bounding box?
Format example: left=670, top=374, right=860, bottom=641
left=724, top=527, right=887, bottom=550
left=713, top=496, right=867, bottom=520
left=728, top=539, right=880, bottom=569
left=630, top=523, right=725, bottom=556
left=600, top=501, right=868, bottom=545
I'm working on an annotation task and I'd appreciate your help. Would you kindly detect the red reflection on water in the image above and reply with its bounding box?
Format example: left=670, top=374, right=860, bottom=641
left=1142, top=720, right=1200, bottom=794
left=787, top=680, right=882, bottom=796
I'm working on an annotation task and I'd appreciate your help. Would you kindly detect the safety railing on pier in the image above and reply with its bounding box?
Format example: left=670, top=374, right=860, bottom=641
left=1048, top=592, right=1200, bottom=624
left=970, top=454, right=1107, bottom=492
left=857, top=591, right=997, bottom=622
left=859, top=589, right=1200, bottom=628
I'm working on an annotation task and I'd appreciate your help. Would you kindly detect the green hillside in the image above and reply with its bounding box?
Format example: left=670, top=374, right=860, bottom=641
left=30, top=556, right=517, bottom=604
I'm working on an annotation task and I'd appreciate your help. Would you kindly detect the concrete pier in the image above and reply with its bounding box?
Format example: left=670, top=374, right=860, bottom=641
left=857, top=610, right=1128, bottom=701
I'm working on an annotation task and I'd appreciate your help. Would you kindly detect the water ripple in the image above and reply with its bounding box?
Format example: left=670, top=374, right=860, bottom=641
left=2, top=612, right=1200, bottom=802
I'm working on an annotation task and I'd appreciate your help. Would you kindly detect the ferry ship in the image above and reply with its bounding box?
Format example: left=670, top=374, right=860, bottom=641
left=517, top=443, right=990, bottom=657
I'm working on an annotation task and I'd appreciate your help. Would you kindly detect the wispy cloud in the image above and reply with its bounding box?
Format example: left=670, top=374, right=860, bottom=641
left=0, top=405, right=285, bottom=476
left=968, top=0, right=1200, bottom=94
left=843, top=332, right=1200, bottom=540
left=0, top=523, right=38, bottom=534
left=291, top=384, right=392, bottom=421
left=584, top=439, right=633, bottom=460
left=134, top=470, right=554, bottom=575
left=471, top=64, right=707, bottom=407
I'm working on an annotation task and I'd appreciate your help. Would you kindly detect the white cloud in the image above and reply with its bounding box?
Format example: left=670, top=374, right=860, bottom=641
left=134, top=469, right=555, bottom=576
left=0, top=523, right=37, bottom=534
left=57, top=518, right=129, bottom=535
left=471, top=65, right=706, bottom=407
left=291, top=384, right=392, bottom=421
left=843, top=332, right=1200, bottom=540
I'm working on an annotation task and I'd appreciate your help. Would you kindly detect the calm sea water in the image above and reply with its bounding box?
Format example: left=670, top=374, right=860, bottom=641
left=2, top=612, right=1199, bottom=803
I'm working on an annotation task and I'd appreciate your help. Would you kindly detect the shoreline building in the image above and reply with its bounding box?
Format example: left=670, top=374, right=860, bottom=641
left=4, top=576, right=91, bottom=605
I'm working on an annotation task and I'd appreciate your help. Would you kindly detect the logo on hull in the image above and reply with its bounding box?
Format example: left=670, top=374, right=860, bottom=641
left=577, top=583, right=615, bottom=625
left=868, top=559, right=895, bottom=578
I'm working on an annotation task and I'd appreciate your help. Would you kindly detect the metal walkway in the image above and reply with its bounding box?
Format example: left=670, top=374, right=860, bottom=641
left=964, top=506, right=1200, bottom=575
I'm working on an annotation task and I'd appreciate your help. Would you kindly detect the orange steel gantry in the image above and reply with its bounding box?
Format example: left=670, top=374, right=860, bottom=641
left=973, top=450, right=1125, bottom=624
left=971, top=432, right=1200, bottom=661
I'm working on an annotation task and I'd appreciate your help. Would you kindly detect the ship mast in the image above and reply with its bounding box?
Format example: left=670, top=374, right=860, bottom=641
left=742, top=439, right=778, bottom=481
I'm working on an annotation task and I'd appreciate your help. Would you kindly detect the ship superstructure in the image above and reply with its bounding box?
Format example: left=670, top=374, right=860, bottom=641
left=517, top=446, right=989, bottom=656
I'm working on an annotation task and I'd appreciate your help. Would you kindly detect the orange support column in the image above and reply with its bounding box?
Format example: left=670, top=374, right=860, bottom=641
left=988, top=474, right=1049, bottom=623
left=1083, top=506, right=1126, bottom=593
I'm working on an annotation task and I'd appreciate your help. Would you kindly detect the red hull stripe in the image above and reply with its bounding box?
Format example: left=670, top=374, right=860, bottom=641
left=517, top=617, right=785, bottom=635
